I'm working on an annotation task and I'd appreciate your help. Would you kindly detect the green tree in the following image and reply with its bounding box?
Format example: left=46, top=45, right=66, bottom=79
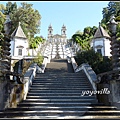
left=4, top=2, right=17, bottom=15
left=101, top=1, right=120, bottom=24
left=1, top=2, right=41, bottom=46
left=30, top=36, right=45, bottom=49
left=101, top=1, right=120, bottom=40
left=18, top=2, right=41, bottom=38
left=75, top=49, right=112, bottom=74
left=0, top=4, right=6, bottom=34
left=3, top=2, right=17, bottom=34
left=71, top=26, right=97, bottom=51
left=0, top=4, right=6, bottom=57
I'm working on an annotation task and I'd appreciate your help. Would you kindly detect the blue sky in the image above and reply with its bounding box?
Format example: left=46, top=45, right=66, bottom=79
left=0, top=1, right=109, bottom=39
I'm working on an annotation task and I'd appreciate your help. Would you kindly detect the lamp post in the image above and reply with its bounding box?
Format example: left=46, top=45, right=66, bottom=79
left=107, top=14, right=119, bottom=70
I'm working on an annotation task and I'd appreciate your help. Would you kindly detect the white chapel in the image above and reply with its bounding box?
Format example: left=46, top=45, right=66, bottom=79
left=10, top=22, right=29, bottom=59
left=91, top=23, right=111, bottom=57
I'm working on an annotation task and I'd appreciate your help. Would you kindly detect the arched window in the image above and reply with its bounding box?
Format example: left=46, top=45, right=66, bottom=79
left=95, top=45, right=103, bottom=55
left=18, top=49, right=22, bottom=56
left=16, top=45, right=24, bottom=56
left=97, top=48, right=102, bottom=54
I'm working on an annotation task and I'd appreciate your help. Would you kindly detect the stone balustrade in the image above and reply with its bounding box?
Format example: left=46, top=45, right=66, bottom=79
left=70, top=57, right=98, bottom=91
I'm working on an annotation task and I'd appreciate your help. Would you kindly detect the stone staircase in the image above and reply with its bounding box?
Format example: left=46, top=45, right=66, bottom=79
left=45, top=59, right=74, bottom=73
left=0, top=59, right=120, bottom=119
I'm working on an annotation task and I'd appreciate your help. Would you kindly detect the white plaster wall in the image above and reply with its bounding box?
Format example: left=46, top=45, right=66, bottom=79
left=104, top=38, right=112, bottom=56
left=11, top=38, right=47, bottom=57
left=93, top=38, right=104, bottom=56
left=93, top=38, right=111, bottom=57
left=52, top=54, right=56, bottom=59
left=10, top=40, right=14, bottom=56
left=28, top=49, right=33, bottom=56
left=60, top=54, right=63, bottom=59
left=13, top=38, right=29, bottom=57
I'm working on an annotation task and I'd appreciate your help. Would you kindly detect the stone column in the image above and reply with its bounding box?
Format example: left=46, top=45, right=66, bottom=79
left=0, top=14, right=12, bottom=110
left=107, top=15, right=120, bottom=109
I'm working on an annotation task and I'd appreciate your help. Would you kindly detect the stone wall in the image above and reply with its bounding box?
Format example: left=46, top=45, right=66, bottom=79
left=0, top=63, right=38, bottom=110
left=0, top=78, right=9, bottom=110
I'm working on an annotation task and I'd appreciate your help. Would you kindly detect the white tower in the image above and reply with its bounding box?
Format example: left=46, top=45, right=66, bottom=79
left=61, top=24, right=67, bottom=38
left=48, top=24, right=53, bottom=39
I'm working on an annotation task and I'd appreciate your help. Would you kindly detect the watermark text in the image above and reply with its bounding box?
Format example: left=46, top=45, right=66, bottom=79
left=81, top=88, right=110, bottom=96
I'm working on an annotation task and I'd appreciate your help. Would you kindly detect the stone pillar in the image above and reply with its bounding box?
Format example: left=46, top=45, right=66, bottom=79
left=110, top=34, right=120, bottom=70
left=107, top=15, right=120, bottom=109
left=0, top=15, right=12, bottom=110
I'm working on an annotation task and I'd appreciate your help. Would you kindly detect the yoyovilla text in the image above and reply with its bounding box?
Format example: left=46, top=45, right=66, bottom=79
left=81, top=88, right=110, bottom=96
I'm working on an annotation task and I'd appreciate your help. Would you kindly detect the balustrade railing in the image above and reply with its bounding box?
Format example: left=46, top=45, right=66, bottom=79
left=97, top=70, right=120, bottom=83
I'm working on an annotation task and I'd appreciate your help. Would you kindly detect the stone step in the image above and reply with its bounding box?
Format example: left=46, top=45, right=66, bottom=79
left=35, top=74, right=86, bottom=77
left=30, top=89, right=90, bottom=95
left=36, top=72, right=85, bottom=76
left=33, top=79, right=88, bottom=82
left=32, top=80, right=89, bottom=82
left=32, top=85, right=90, bottom=88
left=3, top=115, right=120, bottom=119
left=1, top=110, right=120, bottom=117
left=35, top=78, right=87, bottom=80
left=29, top=87, right=91, bottom=89
left=31, top=82, right=90, bottom=84
left=6, top=106, right=117, bottom=111
left=32, top=81, right=88, bottom=84
left=36, top=73, right=85, bottom=75
left=32, top=83, right=89, bottom=86
left=29, top=89, right=92, bottom=92
left=31, top=84, right=90, bottom=87
left=28, top=89, right=92, bottom=92
left=17, top=102, right=104, bottom=107
left=26, top=96, right=96, bottom=99
left=35, top=73, right=86, bottom=76
left=33, top=78, right=87, bottom=81
left=21, top=98, right=97, bottom=102
left=27, top=93, right=95, bottom=97
left=35, top=76, right=87, bottom=79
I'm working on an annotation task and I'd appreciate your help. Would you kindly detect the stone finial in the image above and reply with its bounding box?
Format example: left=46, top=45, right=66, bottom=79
left=107, top=14, right=117, bottom=25
left=99, top=22, right=101, bottom=26
left=107, top=14, right=118, bottom=33
left=4, top=15, right=12, bottom=35
left=62, top=24, right=66, bottom=28
left=18, top=22, right=21, bottom=26
left=49, top=23, right=52, bottom=27
left=4, top=15, right=11, bottom=24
